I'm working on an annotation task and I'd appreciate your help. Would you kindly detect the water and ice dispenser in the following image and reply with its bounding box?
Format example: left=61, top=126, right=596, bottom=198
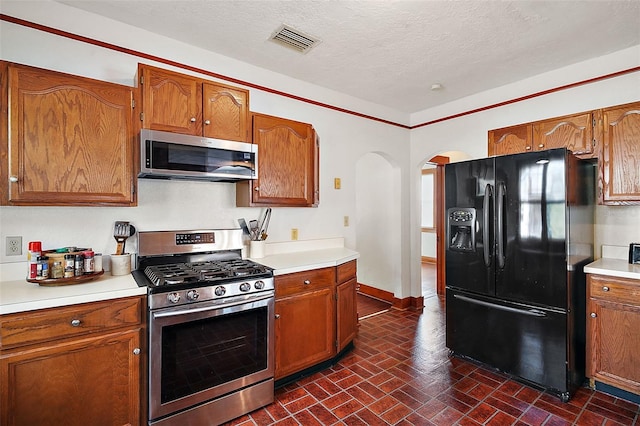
left=447, top=208, right=476, bottom=252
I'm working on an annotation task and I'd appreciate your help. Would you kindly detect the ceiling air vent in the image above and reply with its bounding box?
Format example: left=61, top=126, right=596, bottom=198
left=270, top=24, right=320, bottom=54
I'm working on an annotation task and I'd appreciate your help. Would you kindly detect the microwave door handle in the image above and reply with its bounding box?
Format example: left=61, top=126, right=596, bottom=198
left=483, top=184, right=493, bottom=267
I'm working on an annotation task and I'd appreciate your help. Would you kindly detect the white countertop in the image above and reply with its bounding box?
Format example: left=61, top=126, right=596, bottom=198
left=584, top=258, right=640, bottom=281
left=0, top=265, right=146, bottom=315
left=250, top=247, right=359, bottom=275
left=1, top=243, right=359, bottom=315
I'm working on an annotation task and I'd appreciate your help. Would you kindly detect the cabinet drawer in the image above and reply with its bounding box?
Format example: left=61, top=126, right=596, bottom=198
left=0, top=296, right=144, bottom=350
left=588, top=275, right=640, bottom=305
left=275, top=267, right=334, bottom=298
left=336, top=260, right=357, bottom=284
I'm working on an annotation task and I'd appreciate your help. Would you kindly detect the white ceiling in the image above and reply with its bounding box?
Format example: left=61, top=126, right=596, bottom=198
left=55, top=0, right=640, bottom=114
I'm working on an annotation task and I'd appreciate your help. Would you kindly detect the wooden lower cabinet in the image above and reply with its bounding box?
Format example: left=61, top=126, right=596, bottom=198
left=0, top=296, right=145, bottom=426
left=586, top=274, right=640, bottom=395
left=274, top=261, right=358, bottom=380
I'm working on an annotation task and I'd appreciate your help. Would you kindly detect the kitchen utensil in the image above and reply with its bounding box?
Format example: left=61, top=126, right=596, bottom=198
left=122, top=225, right=136, bottom=254
left=248, top=220, right=259, bottom=240
left=238, top=218, right=250, bottom=236
left=114, top=221, right=131, bottom=255
left=260, top=208, right=272, bottom=240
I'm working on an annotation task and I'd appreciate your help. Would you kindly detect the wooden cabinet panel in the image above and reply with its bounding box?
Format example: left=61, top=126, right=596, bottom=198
left=275, top=267, right=334, bottom=298
left=7, top=63, right=136, bottom=206
left=336, top=260, right=357, bottom=284
left=337, top=277, right=357, bottom=352
left=0, top=297, right=143, bottom=350
left=533, top=112, right=595, bottom=156
left=600, top=102, right=640, bottom=204
left=202, top=82, right=249, bottom=142
left=488, top=124, right=532, bottom=156
left=140, top=65, right=201, bottom=135
left=1, top=329, right=141, bottom=426
left=237, top=113, right=318, bottom=207
left=586, top=275, right=640, bottom=395
left=0, top=296, right=145, bottom=426
left=274, top=288, right=335, bottom=379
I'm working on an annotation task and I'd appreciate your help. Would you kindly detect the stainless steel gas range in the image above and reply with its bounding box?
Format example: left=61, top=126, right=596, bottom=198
left=132, top=229, right=274, bottom=426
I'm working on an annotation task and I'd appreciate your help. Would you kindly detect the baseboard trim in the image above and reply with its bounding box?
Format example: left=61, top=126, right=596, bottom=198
left=358, top=283, right=425, bottom=311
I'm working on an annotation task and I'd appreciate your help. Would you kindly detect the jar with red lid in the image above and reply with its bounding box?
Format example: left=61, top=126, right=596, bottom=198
left=83, top=250, right=95, bottom=274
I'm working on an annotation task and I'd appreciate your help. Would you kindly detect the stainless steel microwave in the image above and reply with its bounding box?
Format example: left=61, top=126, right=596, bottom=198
left=139, top=129, right=257, bottom=182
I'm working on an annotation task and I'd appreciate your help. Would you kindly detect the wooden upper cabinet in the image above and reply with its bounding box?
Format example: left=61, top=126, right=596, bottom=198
left=202, top=82, right=249, bottom=142
left=237, top=113, right=319, bottom=207
left=139, top=64, right=249, bottom=141
left=488, top=124, right=532, bottom=156
left=139, top=65, right=201, bottom=135
left=6, top=63, right=136, bottom=206
left=600, top=101, right=640, bottom=205
left=533, top=112, right=595, bottom=157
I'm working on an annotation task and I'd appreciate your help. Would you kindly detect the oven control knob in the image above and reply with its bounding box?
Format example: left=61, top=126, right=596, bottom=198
left=239, top=282, right=251, bottom=292
left=214, top=286, right=226, bottom=297
left=186, top=290, right=200, bottom=301
left=167, top=292, right=181, bottom=304
left=254, top=280, right=265, bottom=290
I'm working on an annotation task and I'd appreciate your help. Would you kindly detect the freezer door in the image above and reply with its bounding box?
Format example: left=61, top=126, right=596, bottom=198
left=494, top=149, right=568, bottom=308
left=445, top=157, right=495, bottom=296
left=446, top=288, right=570, bottom=396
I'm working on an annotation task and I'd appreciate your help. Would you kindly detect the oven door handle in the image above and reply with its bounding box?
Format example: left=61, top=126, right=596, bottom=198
left=152, top=292, right=274, bottom=319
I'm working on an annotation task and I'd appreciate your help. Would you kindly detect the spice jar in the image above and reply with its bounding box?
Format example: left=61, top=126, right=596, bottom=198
left=51, top=261, right=64, bottom=279
left=36, top=256, right=49, bottom=280
left=64, top=254, right=75, bottom=278
left=74, top=254, right=84, bottom=276
left=94, top=253, right=103, bottom=272
left=83, top=251, right=95, bottom=274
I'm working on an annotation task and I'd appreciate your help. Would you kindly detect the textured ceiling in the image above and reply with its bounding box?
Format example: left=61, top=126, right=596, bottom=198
left=54, top=0, right=640, bottom=113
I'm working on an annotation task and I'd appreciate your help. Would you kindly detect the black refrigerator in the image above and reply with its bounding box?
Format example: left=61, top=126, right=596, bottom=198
left=445, top=148, right=594, bottom=402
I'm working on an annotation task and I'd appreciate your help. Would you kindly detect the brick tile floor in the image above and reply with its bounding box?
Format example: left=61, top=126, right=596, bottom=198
left=228, top=296, right=640, bottom=425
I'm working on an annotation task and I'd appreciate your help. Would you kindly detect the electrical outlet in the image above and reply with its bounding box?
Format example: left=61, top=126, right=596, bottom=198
left=291, top=228, right=298, bottom=241
left=6, top=236, right=22, bottom=256
left=344, top=216, right=349, bottom=227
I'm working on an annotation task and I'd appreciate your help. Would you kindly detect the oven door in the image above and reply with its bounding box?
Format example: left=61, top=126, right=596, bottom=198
left=148, top=292, right=274, bottom=421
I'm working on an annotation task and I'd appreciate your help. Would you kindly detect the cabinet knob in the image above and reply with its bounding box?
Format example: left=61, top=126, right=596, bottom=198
left=602, top=286, right=610, bottom=292
left=204, top=120, right=211, bottom=125
left=254, top=187, right=260, bottom=191
left=525, top=146, right=532, bottom=151
left=9, top=176, right=18, bottom=183
left=190, top=117, right=196, bottom=122
left=275, top=314, right=280, bottom=319
left=133, top=348, right=141, bottom=355
left=70, top=319, right=81, bottom=327
left=303, top=280, right=311, bottom=285
left=590, top=312, right=597, bottom=318
left=538, top=143, right=544, bottom=148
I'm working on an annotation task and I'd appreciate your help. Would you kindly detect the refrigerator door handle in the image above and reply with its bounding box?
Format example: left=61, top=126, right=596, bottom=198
left=483, top=183, right=494, bottom=267
left=496, top=182, right=506, bottom=269
left=453, top=294, right=547, bottom=317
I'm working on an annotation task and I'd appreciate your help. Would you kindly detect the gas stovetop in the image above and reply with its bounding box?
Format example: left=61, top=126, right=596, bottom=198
left=133, top=229, right=274, bottom=309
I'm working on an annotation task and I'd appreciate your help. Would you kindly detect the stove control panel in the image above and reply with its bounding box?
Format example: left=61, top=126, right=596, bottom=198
left=175, top=232, right=215, bottom=245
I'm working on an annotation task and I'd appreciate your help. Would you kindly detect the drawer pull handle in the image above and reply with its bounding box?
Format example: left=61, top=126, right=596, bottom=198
left=303, top=280, right=311, bottom=285
left=70, top=319, right=81, bottom=327
left=133, top=348, right=141, bottom=355
left=590, top=312, right=597, bottom=318
left=602, top=286, right=610, bottom=292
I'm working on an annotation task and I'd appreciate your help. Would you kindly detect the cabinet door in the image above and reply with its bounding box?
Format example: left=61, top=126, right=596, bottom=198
left=337, top=277, right=358, bottom=352
left=239, top=113, right=317, bottom=207
left=202, top=82, right=249, bottom=142
left=533, top=112, right=594, bottom=156
left=587, top=299, right=640, bottom=394
left=600, top=102, right=640, bottom=204
left=140, top=65, right=201, bottom=135
left=0, top=329, right=142, bottom=426
left=7, top=64, right=135, bottom=206
left=488, top=124, right=532, bottom=156
left=274, top=288, right=335, bottom=379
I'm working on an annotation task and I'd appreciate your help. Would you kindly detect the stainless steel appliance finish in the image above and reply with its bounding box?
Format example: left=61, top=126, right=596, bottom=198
left=134, top=229, right=275, bottom=426
left=445, top=148, right=595, bottom=402
left=139, top=129, right=258, bottom=182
